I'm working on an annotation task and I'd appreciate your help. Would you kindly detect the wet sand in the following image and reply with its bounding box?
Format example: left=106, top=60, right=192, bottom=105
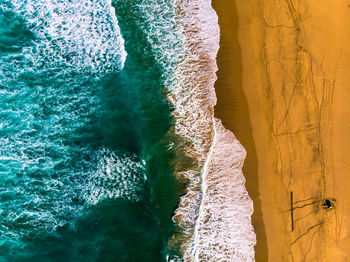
left=213, top=0, right=350, bottom=261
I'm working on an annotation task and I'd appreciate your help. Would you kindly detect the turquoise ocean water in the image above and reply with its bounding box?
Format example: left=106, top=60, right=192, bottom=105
left=0, top=0, right=183, bottom=261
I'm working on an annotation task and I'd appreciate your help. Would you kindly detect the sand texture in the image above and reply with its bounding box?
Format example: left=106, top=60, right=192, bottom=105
left=213, top=0, right=350, bottom=261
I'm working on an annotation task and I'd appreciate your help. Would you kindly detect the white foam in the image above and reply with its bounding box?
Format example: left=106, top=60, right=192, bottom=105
left=83, top=148, right=147, bottom=204
left=165, top=0, right=256, bottom=260
left=187, top=119, right=256, bottom=261
left=166, top=0, right=221, bottom=252
left=9, top=0, right=126, bottom=74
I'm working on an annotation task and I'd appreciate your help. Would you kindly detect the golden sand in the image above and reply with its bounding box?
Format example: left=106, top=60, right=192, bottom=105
left=213, top=0, right=350, bottom=261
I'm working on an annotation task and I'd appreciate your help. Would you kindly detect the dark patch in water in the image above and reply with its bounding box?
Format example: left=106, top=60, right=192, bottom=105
left=0, top=8, right=34, bottom=53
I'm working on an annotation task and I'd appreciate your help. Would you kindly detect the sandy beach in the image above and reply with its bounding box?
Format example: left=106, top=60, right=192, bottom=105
left=213, top=0, right=350, bottom=261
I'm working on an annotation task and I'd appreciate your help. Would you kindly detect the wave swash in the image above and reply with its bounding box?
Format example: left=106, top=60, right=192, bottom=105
left=167, top=0, right=256, bottom=261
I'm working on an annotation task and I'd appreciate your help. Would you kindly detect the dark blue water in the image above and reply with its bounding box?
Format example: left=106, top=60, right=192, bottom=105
left=0, top=0, right=182, bottom=261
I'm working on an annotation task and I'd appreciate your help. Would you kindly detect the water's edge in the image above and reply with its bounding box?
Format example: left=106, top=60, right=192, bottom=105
left=168, top=0, right=257, bottom=260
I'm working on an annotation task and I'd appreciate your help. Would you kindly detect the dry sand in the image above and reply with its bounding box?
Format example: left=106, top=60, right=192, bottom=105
left=213, top=0, right=350, bottom=261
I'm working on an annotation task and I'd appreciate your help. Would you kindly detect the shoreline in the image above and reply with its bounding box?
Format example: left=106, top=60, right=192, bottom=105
left=212, top=0, right=268, bottom=260
left=182, top=0, right=256, bottom=260
left=188, top=118, right=256, bottom=260
left=168, top=0, right=256, bottom=259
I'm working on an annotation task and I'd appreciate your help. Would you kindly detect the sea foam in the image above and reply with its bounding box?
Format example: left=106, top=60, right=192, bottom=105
left=166, top=0, right=256, bottom=260
left=8, top=0, right=126, bottom=74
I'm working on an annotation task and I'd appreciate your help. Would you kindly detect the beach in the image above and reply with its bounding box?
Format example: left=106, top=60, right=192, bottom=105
left=3, top=0, right=350, bottom=260
left=213, top=0, right=350, bottom=261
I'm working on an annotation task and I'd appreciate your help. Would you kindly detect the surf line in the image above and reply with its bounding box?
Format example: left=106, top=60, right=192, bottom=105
left=190, top=118, right=218, bottom=261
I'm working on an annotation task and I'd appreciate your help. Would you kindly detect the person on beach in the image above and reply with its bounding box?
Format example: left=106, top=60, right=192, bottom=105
left=322, top=199, right=337, bottom=209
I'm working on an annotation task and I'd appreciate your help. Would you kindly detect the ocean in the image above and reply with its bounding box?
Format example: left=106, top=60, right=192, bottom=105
left=0, top=0, right=256, bottom=261
left=0, top=0, right=182, bottom=261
